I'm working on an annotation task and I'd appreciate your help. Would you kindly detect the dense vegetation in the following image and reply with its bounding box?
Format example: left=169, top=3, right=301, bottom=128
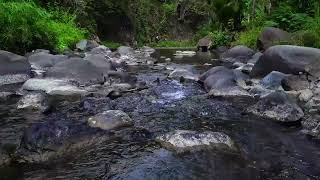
left=1, top=0, right=320, bottom=53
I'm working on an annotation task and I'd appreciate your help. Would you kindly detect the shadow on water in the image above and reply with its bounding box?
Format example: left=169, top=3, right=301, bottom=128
left=0, top=48, right=320, bottom=179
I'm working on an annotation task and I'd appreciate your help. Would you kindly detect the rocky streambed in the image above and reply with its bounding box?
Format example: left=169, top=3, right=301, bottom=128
left=0, top=42, right=320, bottom=179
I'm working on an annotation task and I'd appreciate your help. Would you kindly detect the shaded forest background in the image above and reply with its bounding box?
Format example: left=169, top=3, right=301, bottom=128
left=1, top=0, right=319, bottom=54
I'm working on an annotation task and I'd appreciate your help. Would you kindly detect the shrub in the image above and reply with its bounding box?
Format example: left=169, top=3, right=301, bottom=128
left=151, top=40, right=194, bottom=48
left=232, top=27, right=262, bottom=49
left=102, top=41, right=122, bottom=49
left=0, top=1, right=86, bottom=54
left=206, top=31, right=232, bottom=48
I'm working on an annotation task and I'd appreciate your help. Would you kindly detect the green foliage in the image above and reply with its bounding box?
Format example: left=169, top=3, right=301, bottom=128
left=0, top=1, right=86, bottom=54
left=151, top=40, right=194, bottom=48
left=193, top=23, right=231, bottom=47
left=233, top=27, right=262, bottom=49
left=102, top=40, right=122, bottom=49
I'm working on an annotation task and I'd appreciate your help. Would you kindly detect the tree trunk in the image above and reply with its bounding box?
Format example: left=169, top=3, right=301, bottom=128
left=251, top=0, right=257, bottom=21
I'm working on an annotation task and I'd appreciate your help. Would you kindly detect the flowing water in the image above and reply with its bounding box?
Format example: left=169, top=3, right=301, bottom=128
left=0, top=49, right=320, bottom=180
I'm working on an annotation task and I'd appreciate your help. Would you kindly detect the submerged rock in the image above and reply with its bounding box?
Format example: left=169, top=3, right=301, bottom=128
left=156, top=130, right=236, bottom=153
left=88, top=110, right=133, bottom=130
left=248, top=91, right=304, bottom=122
left=17, top=92, right=49, bottom=112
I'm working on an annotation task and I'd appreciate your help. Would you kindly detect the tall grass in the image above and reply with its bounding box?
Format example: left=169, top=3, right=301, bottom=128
left=0, top=1, right=86, bottom=54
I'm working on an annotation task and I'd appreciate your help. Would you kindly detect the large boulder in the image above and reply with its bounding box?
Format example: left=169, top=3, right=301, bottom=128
left=87, top=110, right=133, bottom=130
left=0, top=50, right=31, bottom=86
left=248, top=91, right=304, bottom=122
left=200, top=66, right=249, bottom=91
left=28, top=52, right=68, bottom=70
left=156, top=130, right=236, bottom=153
left=22, top=78, right=87, bottom=96
left=221, top=45, right=255, bottom=63
left=251, top=45, right=320, bottom=77
left=282, top=75, right=310, bottom=91
left=117, top=46, right=134, bottom=56
left=257, top=27, right=290, bottom=51
left=76, top=39, right=99, bottom=51
left=46, top=58, right=105, bottom=85
left=84, top=54, right=113, bottom=75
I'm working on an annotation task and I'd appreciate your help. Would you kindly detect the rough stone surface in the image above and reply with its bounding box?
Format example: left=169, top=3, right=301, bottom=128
left=168, top=68, right=199, bottom=81
left=282, top=75, right=310, bottom=91
left=46, top=58, right=105, bottom=85
left=257, top=27, right=290, bottom=51
left=248, top=91, right=304, bottom=122
left=76, top=39, right=99, bottom=51
left=17, top=92, right=49, bottom=112
left=301, top=115, right=320, bottom=138
left=22, top=78, right=87, bottom=96
left=260, top=71, right=287, bottom=90
left=299, top=89, right=313, bottom=102
left=28, top=52, right=68, bottom=70
left=156, top=130, right=236, bottom=153
left=251, top=45, right=320, bottom=77
left=88, top=110, right=133, bottom=130
left=221, top=45, right=255, bottom=63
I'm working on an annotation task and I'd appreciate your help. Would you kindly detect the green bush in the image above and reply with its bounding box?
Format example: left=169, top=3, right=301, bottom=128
left=151, top=40, right=194, bottom=48
left=102, top=41, right=122, bottom=49
left=233, top=27, right=262, bottom=49
left=0, top=1, right=86, bottom=54
left=206, top=31, right=232, bottom=48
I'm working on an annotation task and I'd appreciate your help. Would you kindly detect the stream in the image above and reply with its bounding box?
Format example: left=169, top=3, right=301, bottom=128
left=1, top=49, right=320, bottom=180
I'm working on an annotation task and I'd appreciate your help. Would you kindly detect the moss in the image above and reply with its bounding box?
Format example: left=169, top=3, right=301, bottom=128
left=102, top=40, right=122, bottom=49
left=151, top=40, right=195, bottom=48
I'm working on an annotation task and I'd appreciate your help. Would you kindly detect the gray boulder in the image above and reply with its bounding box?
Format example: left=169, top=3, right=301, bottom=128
left=248, top=52, right=263, bottom=65
left=200, top=66, right=249, bottom=91
left=168, top=68, right=199, bottom=81
left=260, top=71, right=287, bottom=90
left=22, top=78, right=87, bottom=96
left=87, top=110, right=133, bottom=130
left=156, top=130, right=236, bottom=153
left=76, top=39, right=99, bottom=51
left=221, top=45, right=255, bottom=63
left=46, top=58, right=105, bottom=85
left=84, top=54, right=112, bottom=75
left=28, top=52, right=68, bottom=70
left=251, top=45, right=320, bottom=77
left=248, top=91, right=304, bottom=122
left=257, top=27, right=290, bottom=51
left=0, top=50, right=31, bottom=86
left=87, top=45, right=112, bottom=56
left=117, top=46, right=134, bottom=56
left=17, top=92, right=49, bottom=112
left=282, top=75, right=310, bottom=91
